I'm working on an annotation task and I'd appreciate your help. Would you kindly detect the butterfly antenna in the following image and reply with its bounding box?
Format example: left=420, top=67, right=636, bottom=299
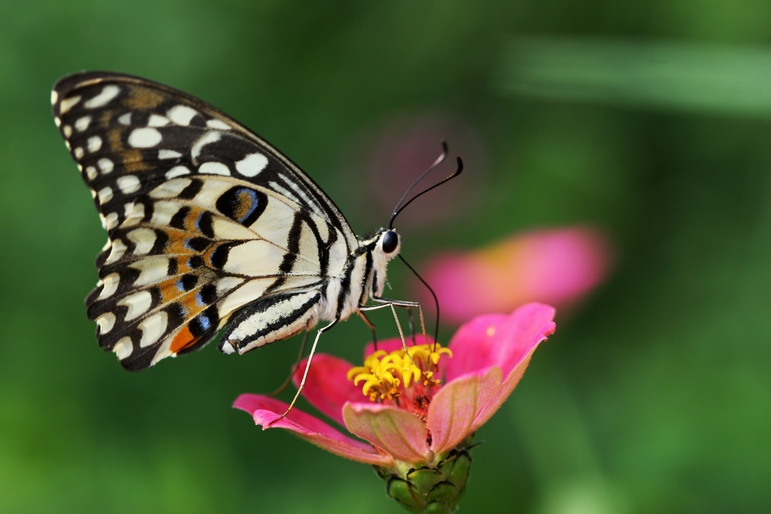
left=398, top=254, right=441, bottom=345
left=389, top=141, right=464, bottom=228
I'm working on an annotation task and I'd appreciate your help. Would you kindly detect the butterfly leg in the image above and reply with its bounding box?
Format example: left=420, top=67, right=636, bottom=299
left=362, top=298, right=428, bottom=361
left=368, top=296, right=428, bottom=343
left=270, top=319, right=338, bottom=424
left=357, top=311, right=378, bottom=346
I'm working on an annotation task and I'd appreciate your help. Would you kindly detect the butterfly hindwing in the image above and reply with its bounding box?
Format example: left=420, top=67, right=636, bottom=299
left=52, top=72, right=355, bottom=370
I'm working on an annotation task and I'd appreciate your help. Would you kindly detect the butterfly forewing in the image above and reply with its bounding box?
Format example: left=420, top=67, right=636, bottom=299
left=53, top=72, right=357, bottom=370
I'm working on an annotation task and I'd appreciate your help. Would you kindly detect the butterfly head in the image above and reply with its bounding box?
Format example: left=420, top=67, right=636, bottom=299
left=363, top=228, right=401, bottom=298
left=380, top=228, right=400, bottom=255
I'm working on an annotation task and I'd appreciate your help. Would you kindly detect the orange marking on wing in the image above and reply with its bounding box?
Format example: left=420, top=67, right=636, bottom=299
left=184, top=205, right=207, bottom=232
left=202, top=242, right=225, bottom=268
left=170, top=326, right=199, bottom=353
left=123, top=85, right=165, bottom=110
left=158, top=278, right=184, bottom=303
left=99, top=110, right=114, bottom=128
left=179, top=291, right=205, bottom=312
left=124, top=149, right=150, bottom=172
left=166, top=237, right=196, bottom=256
left=173, top=256, right=192, bottom=274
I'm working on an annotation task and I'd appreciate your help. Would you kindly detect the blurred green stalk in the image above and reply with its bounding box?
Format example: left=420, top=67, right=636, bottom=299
left=493, top=36, right=771, bottom=117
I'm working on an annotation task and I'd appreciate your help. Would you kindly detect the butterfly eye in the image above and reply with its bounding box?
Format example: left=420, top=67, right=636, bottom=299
left=382, top=230, right=399, bottom=254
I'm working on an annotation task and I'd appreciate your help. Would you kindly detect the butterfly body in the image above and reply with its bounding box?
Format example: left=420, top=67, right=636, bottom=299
left=52, top=72, right=401, bottom=371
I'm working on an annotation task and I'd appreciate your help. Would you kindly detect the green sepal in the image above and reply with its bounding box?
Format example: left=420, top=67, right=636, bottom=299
left=374, top=435, right=475, bottom=514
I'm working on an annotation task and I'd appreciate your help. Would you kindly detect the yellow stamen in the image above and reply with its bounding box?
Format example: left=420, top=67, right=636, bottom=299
left=348, top=343, right=453, bottom=402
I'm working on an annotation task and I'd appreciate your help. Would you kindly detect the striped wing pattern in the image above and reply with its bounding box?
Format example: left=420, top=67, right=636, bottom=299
left=52, top=72, right=356, bottom=370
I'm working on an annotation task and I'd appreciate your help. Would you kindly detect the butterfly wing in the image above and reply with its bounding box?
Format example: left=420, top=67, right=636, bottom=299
left=52, top=72, right=356, bottom=370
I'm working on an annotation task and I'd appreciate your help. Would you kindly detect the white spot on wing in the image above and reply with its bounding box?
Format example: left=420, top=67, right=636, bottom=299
left=59, top=95, right=81, bottom=114
left=127, top=228, right=157, bottom=255
left=98, top=273, right=120, bottom=300
left=148, top=114, right=170, bottom=127
left=199, top=161, right=230, bottom=176
left=130, top=257, right=170, bottom=286
left=105, top=239, right=127, bottom=264
left=206, top=119, right=232, bottom=130
left=96, top=312, right=116, bottom=334
left=98, top=158, right=114, bottom=174
left=150, top=201, right=183, bottom=226
left=149, top=177, right=192, bottom=198
left=118, top=113, right=132, bottom=125
left=113, top=337, right=134, bottom=359
left=97, top=186, right=113, bottom=204
left=191, top=131, right=222, bottom=160
left=139, top=311, right=169, bottom=347
left=50, top=90, right=59, bottom=105
left=159, top=149, right=182, bottom=160
left=75, top=116, right=92, bottom=132
left=165, top=166, right=190, bottom=179
left=63, top=125, right=73, bottom=137
left=123, top=202, right=145, bottom=227
left=85, top=166, right=98, bottom=180
left=167, top=105, right=198, bottom=126
left=117, top=175, right=141, bottom=194
left=84, top=85, right=120, bottom=109
left=119, top=290, right=153, bottom=321
left=235, top=153, right=269, bottom=177
left=104, top=212, right=119, bottom=230
left=74, top=147, right=84, bottom=159
left=128, top=127, right=163, bottom=148
left=87, top=136, right=102, bottom=153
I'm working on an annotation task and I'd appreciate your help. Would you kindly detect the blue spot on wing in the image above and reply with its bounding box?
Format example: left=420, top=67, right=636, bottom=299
left=198, top=313, right=211, bottom=331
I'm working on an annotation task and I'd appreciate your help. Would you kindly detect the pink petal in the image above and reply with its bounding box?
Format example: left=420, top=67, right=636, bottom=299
left=470, top=349, right=536, bottom=432
left=234, top=394, right=392, bottom=466
left=343, top=403, right=430, bottom=464
left=444, top=303, right=556, bottom=381
left=418, top=227, right=610, bottom=323
left=290, top=354, right=363, bottom=426
left=427, top=367, right=503, bottom=454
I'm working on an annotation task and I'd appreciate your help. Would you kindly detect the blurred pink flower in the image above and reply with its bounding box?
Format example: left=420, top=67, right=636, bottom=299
left=234, top=303, right=556, bottom=467
left=418, top=226, right=611, bottom=324
left=346, top=113, right=487, bottom=230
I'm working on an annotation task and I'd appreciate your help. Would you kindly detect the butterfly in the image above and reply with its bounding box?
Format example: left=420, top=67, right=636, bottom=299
left=52, top=71, right=461, bottom=374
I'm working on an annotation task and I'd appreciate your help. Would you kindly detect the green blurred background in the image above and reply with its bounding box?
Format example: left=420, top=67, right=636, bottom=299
left=1, top=1, right=769, bottom=513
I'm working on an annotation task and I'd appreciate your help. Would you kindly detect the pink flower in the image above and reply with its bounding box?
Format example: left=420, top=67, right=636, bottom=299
left=234, top=303, right=556, bottom=467
left=418, top=226, right=611, bottom=324
left=345, top=112, right=487, bottom=230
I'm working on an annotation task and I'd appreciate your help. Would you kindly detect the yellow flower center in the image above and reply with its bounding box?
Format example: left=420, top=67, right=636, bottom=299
left=347, top=343, right=452, bottom=418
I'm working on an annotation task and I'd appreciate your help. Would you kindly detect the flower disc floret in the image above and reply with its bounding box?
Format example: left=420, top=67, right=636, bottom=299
left=347, top=344, right=452, bottom=404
